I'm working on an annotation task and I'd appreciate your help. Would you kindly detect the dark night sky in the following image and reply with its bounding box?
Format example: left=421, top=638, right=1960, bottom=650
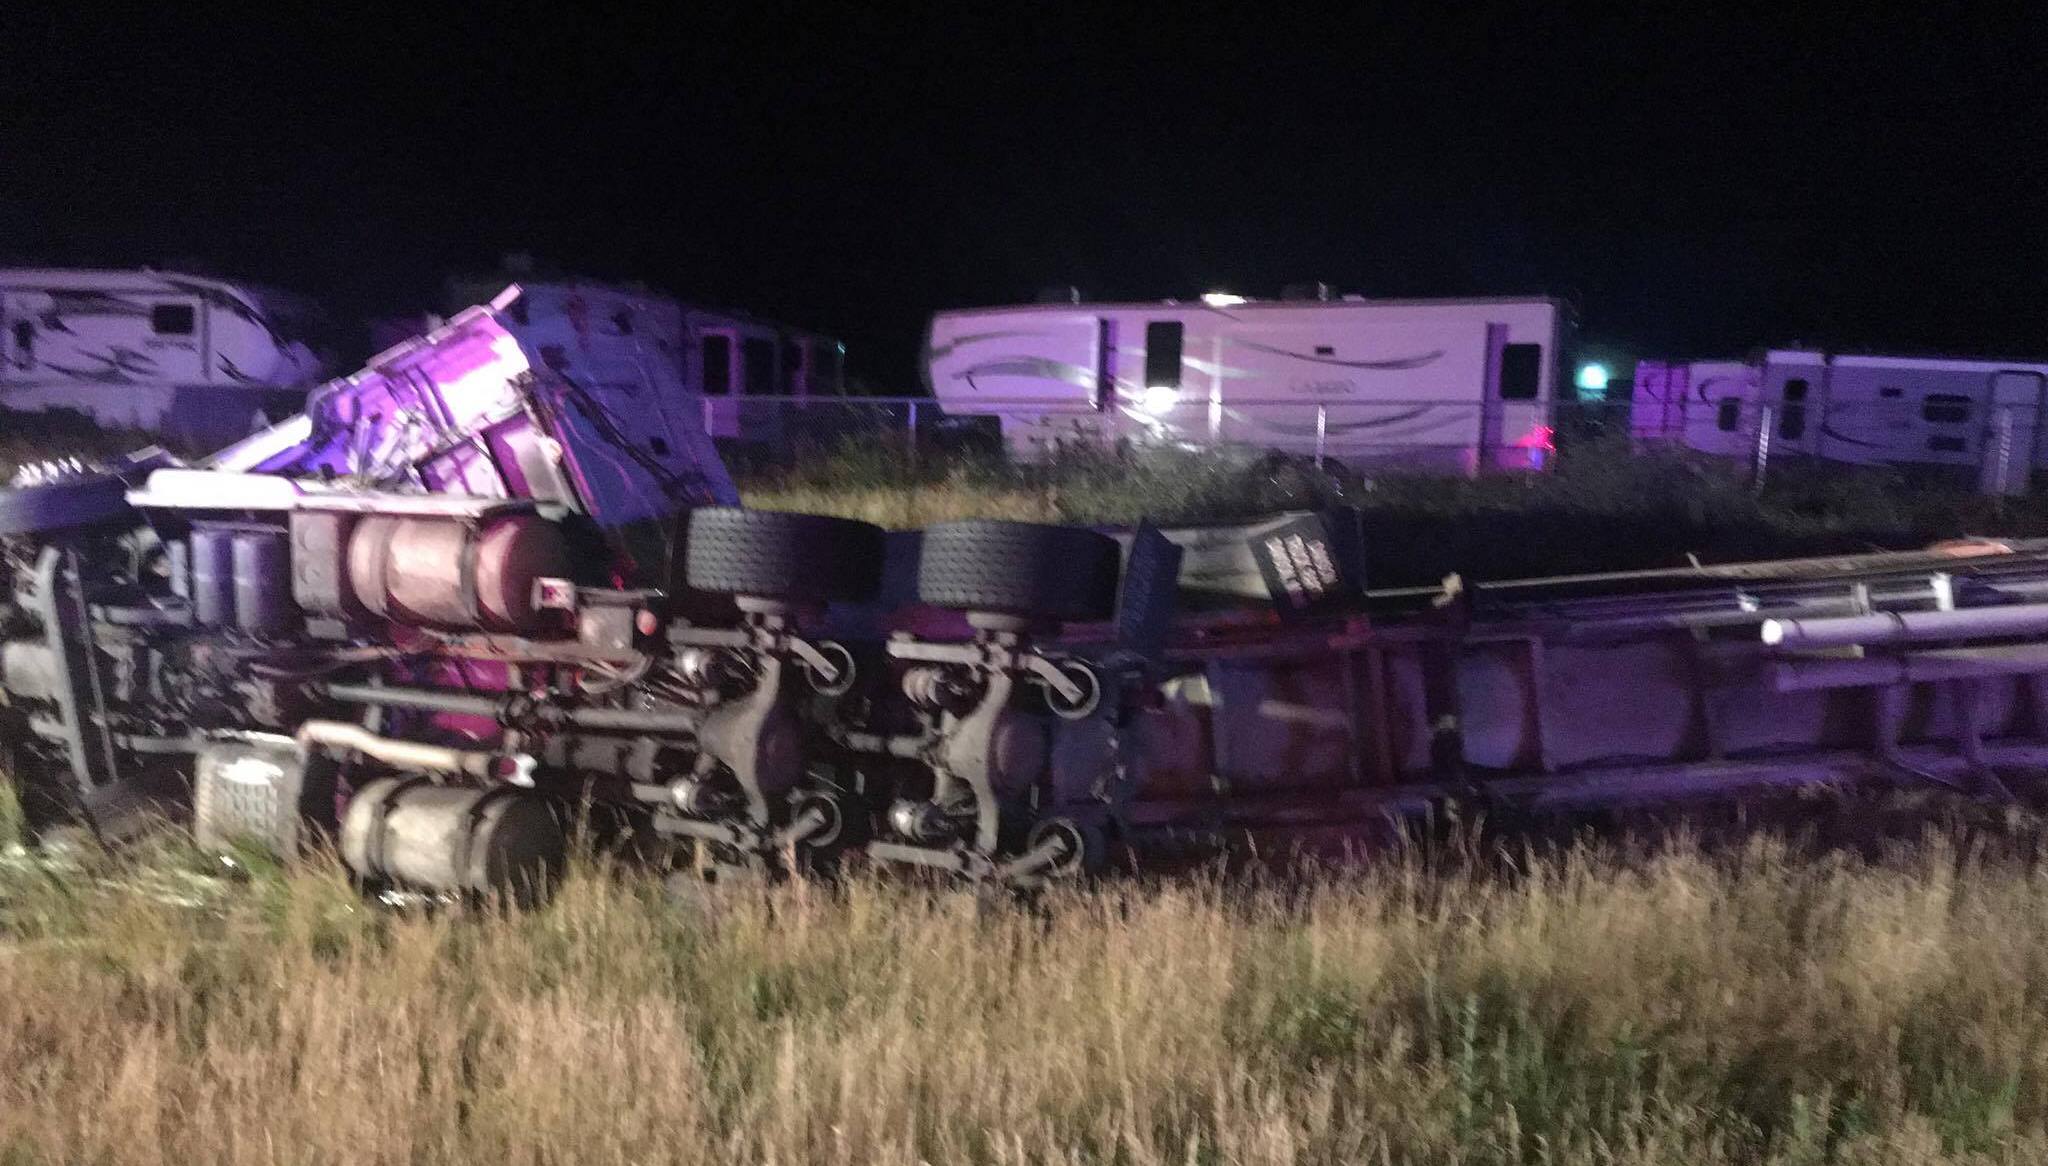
left=4, top=3, right=2044, bottom=386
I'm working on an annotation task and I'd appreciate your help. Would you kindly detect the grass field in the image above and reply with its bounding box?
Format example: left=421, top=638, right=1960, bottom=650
left=11, top=416, right=2048, bottom=1161
left=5, top=817, right=2048, bottom=1164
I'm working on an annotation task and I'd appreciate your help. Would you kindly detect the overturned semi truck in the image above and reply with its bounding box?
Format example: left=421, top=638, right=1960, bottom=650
left=6, top=286, right=2048, bottom=902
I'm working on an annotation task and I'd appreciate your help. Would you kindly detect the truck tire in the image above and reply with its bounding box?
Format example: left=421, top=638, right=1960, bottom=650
left=0, top=472, right=134, bottom=538
left=685, top=508, right=885, bottom=603
left=916, top=520, right=1120, bottom=622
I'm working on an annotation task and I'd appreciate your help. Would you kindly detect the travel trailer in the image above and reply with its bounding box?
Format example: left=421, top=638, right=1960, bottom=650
left=1632, top=349, right=2048, bottom=493
left=0, top=268, right=328, bottom=444
left=442, top=271, right=847, bottom=445
left=924, top=294, right=1568, bottom=469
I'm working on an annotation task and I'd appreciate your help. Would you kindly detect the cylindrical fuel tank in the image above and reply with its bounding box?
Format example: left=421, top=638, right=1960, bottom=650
left=339, top=777, right=565, bottom=906
left=231, top=527, right=294, bottom=637
left=345, top=515, right=572, bottom=633
left=190, top=527, right=235, bottom=629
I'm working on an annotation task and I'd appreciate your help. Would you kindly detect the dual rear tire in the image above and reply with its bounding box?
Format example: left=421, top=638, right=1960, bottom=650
left=684, top=510, right=1123, bottom=625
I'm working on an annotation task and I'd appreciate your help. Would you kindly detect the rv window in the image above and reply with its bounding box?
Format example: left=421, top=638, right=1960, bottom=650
left=1717, top=399, right=1741, bottom=432
left=780, top=341, right=803, bottom=395
left=1498, top=343, right=1541, bottom=400
left=151, top=304, right=196, bottom=335
left=1923, top=394, right=1972, bottom=424
left=1783, top=378, right=1809, bottom=401
left=1928, top=435, right=1967, bottom=453
left=1144, top=322, right=1183, bottom=390
left=742, top=338, right=775, bottom=396
left=701, top=335, right=732, bottom=396
left=11, top=320, right=31, bottom=356
left=1880, top=386, right=1902, bottom=399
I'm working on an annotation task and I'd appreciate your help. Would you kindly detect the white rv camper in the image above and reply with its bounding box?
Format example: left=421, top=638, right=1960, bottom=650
left=442, top=273, right=847, bottom=444
left=924, top=295, right=1567, bottom=469
left=1632, top=349, right=2048, bottom=493
left=0, top=268, right=327, bottom=443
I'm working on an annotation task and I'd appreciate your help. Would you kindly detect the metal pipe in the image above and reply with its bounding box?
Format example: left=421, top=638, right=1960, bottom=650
left=324, top=682, right=500, bottom=716
left=321, top=682, right=704, bottom=733
left=296, top=719, right=532, bottom=783
left=1761, top=602, right=2048, bottom=648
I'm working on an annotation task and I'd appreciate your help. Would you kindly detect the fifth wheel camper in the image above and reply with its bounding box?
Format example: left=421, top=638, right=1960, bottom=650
left=925, top=294, right=1567, bottom=470
left=0, top=268, right=329, bottom=444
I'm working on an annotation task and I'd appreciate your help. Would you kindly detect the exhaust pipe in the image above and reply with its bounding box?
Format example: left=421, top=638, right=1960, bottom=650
left=294, top=720, right=536, bottom=786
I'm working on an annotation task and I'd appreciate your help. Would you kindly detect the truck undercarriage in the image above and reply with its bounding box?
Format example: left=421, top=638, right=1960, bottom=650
left=7, top=288, right=2048, bottom=903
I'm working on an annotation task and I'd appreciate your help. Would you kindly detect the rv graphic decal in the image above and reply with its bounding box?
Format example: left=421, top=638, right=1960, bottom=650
left=1818, top=422, right=1895, bottom=451
left=1288, top=378, right=1357, bottom=397
left=218, top=354, right=258, bottom=384
left=43, top=346, right=160, bottom=383
left=1232, top=338, right=1446, bottom=371
left=925, top=330, right=1047, bottom=362
left=957, top=357, right=1095, bottom=391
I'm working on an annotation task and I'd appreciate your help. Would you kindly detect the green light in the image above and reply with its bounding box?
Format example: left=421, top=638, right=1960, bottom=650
left=1575, top=362, right=1611, bottom=392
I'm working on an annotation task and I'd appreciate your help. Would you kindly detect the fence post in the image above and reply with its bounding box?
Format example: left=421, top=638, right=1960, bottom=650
left=906, top=399, right=920, bottom=474
left=1751, top=404, right=1773, bottom=493
left=1314, top=404, right=1328, bottom=469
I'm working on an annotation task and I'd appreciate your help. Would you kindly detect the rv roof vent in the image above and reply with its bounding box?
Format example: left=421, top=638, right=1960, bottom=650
left=1281, top=281, right=1333, bottom=302
left=1035, top=285, right=1082, bottom=304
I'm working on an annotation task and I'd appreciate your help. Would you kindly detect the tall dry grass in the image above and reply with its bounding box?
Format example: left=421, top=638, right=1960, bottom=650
left=4, top=825, right=2048, bottom=1164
